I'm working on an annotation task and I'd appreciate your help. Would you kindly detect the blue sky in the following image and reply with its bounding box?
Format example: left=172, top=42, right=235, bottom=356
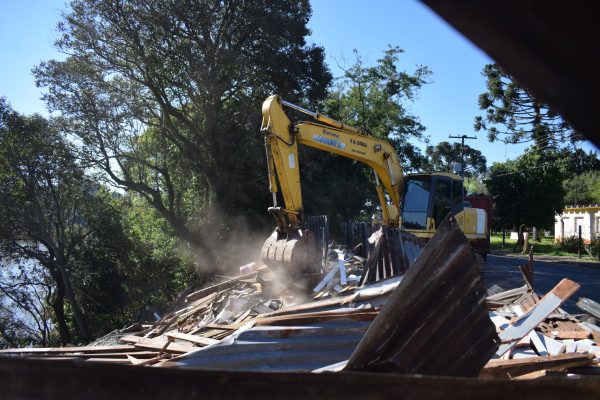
left=1, top=0, right=597, bottom=165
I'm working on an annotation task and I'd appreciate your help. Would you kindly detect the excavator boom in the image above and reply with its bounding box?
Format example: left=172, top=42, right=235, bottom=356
left=259, top=95, right=489, bottom=278
left=260, top=95, right=404, bottom=275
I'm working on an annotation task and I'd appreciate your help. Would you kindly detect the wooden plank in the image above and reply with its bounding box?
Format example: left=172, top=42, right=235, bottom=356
left=203, top=323, right=242, bottom=331
left=532, top=332, right=566, bottom=356
left=126, top=355, right=142, bottom=365
left=254, top=309, right=378, bottom=326
left=119, top=336, right=194, bottom=354
left=494, top=278, right=580, bottom=358
left=185, top=268, right=264, bottom=303
left=0, top=345, right=137, bottom=355
left=84, top=358, right=134, bottom=365
left=549, top=320, right=590, bottom=339
left=165, top=332, right=219, bottom=346
left=528, top=331, right=549, bottom=357
left=26, top=351, right=159, bottom=359
left=480, top=353, right=595, bottom=378
left=312, top=265, right=338, bottom=293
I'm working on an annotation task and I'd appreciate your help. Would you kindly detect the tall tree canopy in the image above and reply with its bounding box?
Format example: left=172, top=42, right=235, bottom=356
left=34, top=0, right=332, bottom=266
left=563, top=170, right=600, bottom=206
left=300, top=47, right=431, bottom=225
left=485, top=148, right=565, bottom=230
left=0, top=98, right=91, bottom=342
left=558, top=148, right=600, bottom=206
left=474, top=63, right=581, bottom=148
left=425, top=141, right=487, bottom=177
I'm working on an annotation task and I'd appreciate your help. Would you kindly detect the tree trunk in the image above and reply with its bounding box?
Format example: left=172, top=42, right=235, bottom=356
left=513, top=224, right=526, bottom=252
left=50, top=279, right=71, bottom=345
left=533, top=226, right=541, bottom=242
left=45, top=264, right=71, bottom=345
left=522, top=231, right=530, bottom=254
left=54, top=253, right=90, bottom=342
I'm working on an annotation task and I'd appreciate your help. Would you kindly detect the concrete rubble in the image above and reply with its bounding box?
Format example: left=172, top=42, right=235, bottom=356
left=1, top=217, right=600, bottom=382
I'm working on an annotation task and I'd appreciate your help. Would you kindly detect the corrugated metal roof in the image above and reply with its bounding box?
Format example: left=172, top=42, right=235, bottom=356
left=170, top=217, right=498, bottom=377
left=346, top=215, right=500, bottom=377
left=171, top=319, right=371, bottom=372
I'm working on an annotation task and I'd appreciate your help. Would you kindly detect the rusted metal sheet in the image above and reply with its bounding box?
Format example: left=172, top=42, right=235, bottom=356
left=360, top=227, right=424, bottom=285
left=346, top=215, right=500, bottom=377
left=169, top=319, right=372, bottom=372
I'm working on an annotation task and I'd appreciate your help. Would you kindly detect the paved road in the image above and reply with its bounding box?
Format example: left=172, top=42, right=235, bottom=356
left=480, top=253, right=600, bottom=314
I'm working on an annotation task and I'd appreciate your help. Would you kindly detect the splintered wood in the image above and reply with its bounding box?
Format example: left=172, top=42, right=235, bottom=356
left=2, top=228, right=599, bottom=378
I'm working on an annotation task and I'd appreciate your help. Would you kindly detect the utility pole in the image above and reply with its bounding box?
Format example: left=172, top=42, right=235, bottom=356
left=449, top=134, right=477, bottom=176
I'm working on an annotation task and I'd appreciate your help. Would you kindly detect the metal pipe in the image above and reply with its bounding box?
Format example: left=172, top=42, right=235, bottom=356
left=281, top=99, right=318, bottom=118
left=281, top=99, right=362, bottom=134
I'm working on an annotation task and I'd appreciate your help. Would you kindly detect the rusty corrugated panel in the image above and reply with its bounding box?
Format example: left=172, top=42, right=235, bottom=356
left=169, top=319, right=372, bottom=372
left=346, top=215, right=500, bottom=377
left=360, top=227, right=424, bottom=284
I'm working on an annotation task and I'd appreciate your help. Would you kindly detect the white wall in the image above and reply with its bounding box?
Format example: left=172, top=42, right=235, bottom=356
left=555, top=208, right=600, bottom=242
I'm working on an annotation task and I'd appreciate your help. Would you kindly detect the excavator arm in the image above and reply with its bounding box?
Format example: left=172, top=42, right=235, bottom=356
left=262, top=95, right=403, bottom=228
left=260, top=95, right=404, bottom=274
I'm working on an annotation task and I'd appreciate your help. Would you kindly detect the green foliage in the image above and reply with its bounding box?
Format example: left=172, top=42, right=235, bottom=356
left=425, top=141, right=487, bottom=177
left=323, top=47, right=431, bottom=167
left=588, top=239, right=600, bottom=258
left=464, top=177, right=489, bottom=195
left=563, top=170, right=600, bottom=206
left=475, top=64, right=581, bottom=147
left=301, top=47, right=431, bottom=226
left=34, top=0, right=332, bottom=260
left=556, top=235, right=581, bottom=253
left=489, top=233, right=589, bottom=257
left=71, top=191, right=201, bottom=337
left=485, top=148, right=565, bottom=230
left=560, top=149, right=600, bottom=206
left=0, top=97, right=92, bottom=342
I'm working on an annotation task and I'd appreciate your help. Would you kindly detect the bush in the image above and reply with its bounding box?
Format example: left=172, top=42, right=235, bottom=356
left=588, top=239, right=600, bottom=258
left=557, top=235, right=581, bottom=253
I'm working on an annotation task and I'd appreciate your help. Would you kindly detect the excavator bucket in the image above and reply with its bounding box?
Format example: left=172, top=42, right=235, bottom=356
left=261, top=228, right=321, bottom=278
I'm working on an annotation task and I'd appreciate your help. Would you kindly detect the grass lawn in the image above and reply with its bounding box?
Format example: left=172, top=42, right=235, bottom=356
left=490, top=233, right=591, bottom=257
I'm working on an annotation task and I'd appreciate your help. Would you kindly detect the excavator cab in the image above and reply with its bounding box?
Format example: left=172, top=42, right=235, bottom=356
left=400, top=173, right=489, bottom=259
left=401, top=173, right=465, bottom=234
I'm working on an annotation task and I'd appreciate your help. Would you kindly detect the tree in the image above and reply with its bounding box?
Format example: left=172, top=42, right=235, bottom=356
left=34, top=0, right=332, bottom=267
left=485, top=149, right=565, bottom=231
left=475, top=64, right=582, bottom=148
left=300, top=47, right=431, bottom=225
left=464, top=177, right=489, bottom=196
left=425, top=141, right=487, bottom=177
left=0, top=99, right=91, bottom=342
left=68, top=190, right=200, bottom=337
left=0, top=261, right=56, bottom=347
left=557, top=148, right=600, bottom=175
left=563, top=170, right=600, bottom=206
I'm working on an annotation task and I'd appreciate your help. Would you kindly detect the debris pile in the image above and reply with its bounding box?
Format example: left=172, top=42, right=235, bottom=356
left=1, top=217, right=599, bottom=380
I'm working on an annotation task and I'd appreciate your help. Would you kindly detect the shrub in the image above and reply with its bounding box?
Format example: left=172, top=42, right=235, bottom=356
left=588, top=239, right=600, bottom=258
left=557, top=235, right=581, bottom=253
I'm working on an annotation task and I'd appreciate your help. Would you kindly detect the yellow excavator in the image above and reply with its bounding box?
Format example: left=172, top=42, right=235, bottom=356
left=260, top=95, right=489, bottom=275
